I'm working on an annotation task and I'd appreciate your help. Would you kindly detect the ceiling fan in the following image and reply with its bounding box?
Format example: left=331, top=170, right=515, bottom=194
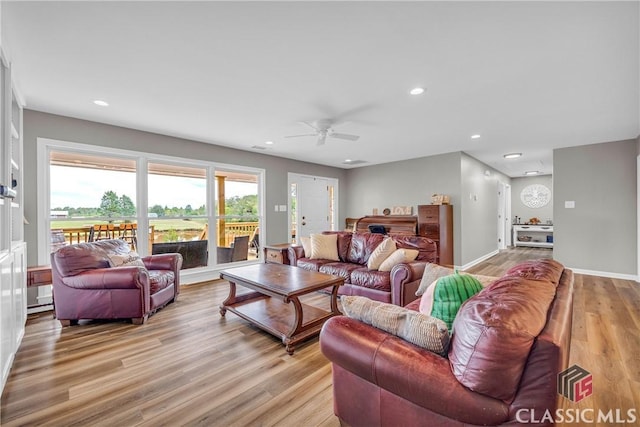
left=285, top=119, right=360, bottom=146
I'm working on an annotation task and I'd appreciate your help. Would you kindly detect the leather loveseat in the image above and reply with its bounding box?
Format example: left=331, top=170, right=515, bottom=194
left=320, top=259, right=574, bottom=426
left=51, top=239, right=183, bottom=326
left=288, top=231, right=437, bottom=306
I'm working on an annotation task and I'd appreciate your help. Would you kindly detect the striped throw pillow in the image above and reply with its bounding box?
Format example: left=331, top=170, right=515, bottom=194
left=430, top=272, right=483, bottom=331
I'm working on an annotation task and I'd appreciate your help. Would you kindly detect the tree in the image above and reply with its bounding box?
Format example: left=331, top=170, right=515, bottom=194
left=99, top=191, right=121, bottom=218
left=119, top=194, right=136, bottom=216
left=149, top=204, right=165, bottom=217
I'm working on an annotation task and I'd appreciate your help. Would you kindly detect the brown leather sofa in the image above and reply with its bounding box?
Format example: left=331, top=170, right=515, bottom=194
left=288, top=231, right=437, bottom=306
left=51, top=239, right=182, bottom=326
left=320, top=259, right=574, bottom=426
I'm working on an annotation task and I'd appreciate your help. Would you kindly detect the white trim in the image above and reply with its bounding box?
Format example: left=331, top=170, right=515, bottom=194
left=459, top=249, right=500, bottom=271
left=568, top=267, right=639, bottom=282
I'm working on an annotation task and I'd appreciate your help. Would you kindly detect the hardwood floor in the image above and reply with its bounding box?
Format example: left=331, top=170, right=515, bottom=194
left=2, top=247, right=639, bottom=426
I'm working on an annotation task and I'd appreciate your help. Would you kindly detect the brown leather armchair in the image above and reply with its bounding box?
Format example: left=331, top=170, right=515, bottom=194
left=51, top=239, right=182, bottom=326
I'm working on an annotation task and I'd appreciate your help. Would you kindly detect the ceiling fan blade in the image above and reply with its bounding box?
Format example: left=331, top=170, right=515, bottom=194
left=284, top=133, right=317, bottom=138
left=330, top=132, right=360, bottom=141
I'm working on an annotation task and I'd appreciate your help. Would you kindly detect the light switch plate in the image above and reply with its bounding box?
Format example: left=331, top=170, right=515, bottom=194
left=564, top=201, right=575, bottom=209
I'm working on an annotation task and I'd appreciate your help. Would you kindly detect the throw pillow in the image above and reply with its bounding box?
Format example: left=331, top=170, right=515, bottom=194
left=420, top=272, right=483, bottom=330
left=109, top=251, right=146, bottom=268
left=378, top=248, right=419, bottom=272
left=310, top=233, right=339, bottom=261
left=366, top=237, right=397, bottom=270
left=415, top=263, right=455, bottom=296
left=341, top=295, right=450, bottom=356
left=300, top=236, right=311, bottom=258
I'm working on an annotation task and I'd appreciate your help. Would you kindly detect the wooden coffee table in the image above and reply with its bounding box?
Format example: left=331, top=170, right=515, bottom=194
left=219, top=263, right=344, bottom=355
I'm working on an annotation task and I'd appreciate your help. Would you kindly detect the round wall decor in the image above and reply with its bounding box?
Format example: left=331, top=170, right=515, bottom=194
left=520, top=184, right=551, bottom=208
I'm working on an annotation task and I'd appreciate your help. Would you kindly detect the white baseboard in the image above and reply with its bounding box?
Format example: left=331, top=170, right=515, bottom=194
left=459, top=249, right=500, bottom=271
left=568, top=267, right=639, bottom=282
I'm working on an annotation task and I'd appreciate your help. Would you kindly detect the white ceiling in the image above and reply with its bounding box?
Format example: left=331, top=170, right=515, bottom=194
left=2, top=1, right=638, bottom=177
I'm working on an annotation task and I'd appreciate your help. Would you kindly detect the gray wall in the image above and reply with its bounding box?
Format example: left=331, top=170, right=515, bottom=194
left=553, top=139, right=637, bottom=275
left=344, top=152, right=462, bottom=262
left=344, top=151, right=510, bottom=266
left=459, top=153, right=510, bottom=265
left=23, top=110, right=348, bottom=265
left=511, top=175, right=554, bottom=224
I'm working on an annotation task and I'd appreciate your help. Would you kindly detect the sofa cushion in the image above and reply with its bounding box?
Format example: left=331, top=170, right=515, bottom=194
left=310, top=233, right=340, bottom=261
left=296, top=258, right=333, bottom=272
left=393, top=235, right=438, bottom=262
left=416, top=263, right=455, bottom=296
left=319, top=262, right=362, bottom=282
left=366, top=237, right=397, bottom=270
left=54, top=241, right=114, bottom=276
left=341, top=296, right=450, bottom=356
left=449, top=275, right=558, bottom=402
left=148, top=270, right=175, bottom=294
left=504, top=258, right=564, bottom=285
left=350, top=267, right=392, bottom=292
left=347, top=232, right=385, bottom=265
left=378, top=248, right=419, bottom=272
left=420, top=272, right=483, bottom=330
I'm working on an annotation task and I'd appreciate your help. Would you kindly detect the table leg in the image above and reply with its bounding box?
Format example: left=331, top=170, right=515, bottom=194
left=329, top=283, right=341, bottom=315
left=220, top=281, right=237, bottom=316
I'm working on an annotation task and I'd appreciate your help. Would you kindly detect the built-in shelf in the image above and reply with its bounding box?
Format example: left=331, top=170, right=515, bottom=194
left=513, top=225, right=553, bottom=248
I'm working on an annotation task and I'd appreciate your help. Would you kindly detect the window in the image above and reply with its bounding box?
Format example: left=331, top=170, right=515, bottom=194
left=49, top=150, right=138, bottom=250
left=39, top=138, right=265, bottom=275
left=148, top=162, right=208, bottom=269
left=214, top=170, right=260, bottom=264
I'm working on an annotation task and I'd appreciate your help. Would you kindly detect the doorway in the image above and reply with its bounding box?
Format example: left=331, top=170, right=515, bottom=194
left=288, top=173, right=338, bottom=242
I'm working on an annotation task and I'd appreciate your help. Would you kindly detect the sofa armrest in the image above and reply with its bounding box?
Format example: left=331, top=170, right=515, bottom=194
left=287, top=246, right=305, bottom=266
left=390, top=261, right=427, bottom=306
left=143, top=253, right=183, bottom=272
left=320, top=316, right=509, bottom=425
left=61, top=267, right=149, bottom=290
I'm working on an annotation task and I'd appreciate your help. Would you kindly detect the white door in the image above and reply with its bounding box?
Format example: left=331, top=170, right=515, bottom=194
left=290, top=174, right=335, bottom=240
left=497, top=182, right=511, bottom=249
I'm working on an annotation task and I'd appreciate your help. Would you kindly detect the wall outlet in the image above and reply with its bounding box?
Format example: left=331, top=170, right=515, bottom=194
left=564, top=201, right=575, bottom=209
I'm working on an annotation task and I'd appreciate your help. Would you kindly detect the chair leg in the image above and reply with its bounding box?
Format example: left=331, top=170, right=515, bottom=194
left=58, top=319, right=77, bottom=327
left=131, top=315, right=148, bottom=325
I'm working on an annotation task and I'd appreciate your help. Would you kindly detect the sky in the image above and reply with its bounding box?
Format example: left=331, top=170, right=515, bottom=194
left=50, top=166, right=257, bottom=209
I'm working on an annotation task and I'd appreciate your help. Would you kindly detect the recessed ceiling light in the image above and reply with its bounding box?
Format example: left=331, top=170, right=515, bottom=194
left=265, top=140, right=274, bottom=145
left=471, top=134, right=481, bottom=139
left=93, top=100, right=109, bottom=107
left=524, top=170, right=540, bottom=175
left=344, top=159, right=353, bottom=163
left=503, top=153, right=522, bottom=159
left=409, top=87, right=425, bottom=95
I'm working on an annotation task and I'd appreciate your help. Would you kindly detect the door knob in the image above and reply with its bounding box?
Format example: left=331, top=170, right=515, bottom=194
left=302, top=221, right=306, bottom=226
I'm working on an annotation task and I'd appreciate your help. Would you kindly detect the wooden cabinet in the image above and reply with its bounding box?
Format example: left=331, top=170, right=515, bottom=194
left=417, top=205, right=453, bottom=266
left=263, top=243, right=293, bottom=265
